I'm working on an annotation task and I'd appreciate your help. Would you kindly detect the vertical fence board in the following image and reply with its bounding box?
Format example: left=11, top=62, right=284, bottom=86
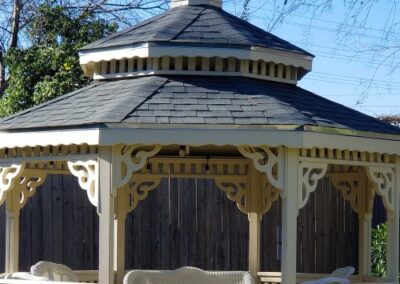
left=195, top=179, right=207, bottom=269
left=205, top=179, right=216, bottom=269
left=159, top=179, right=170, bottom=270
left=328, top=180, right=338, bottom=270
left=31, top=182, right=44, bottom=265
left=73, top=177, right=85, bottom=270
left=222, top=184, right=231, bottom=271
left=83, top=175, right=96, bottom=269
left=178, top=179, right=189, bottom=266
left=40, top=177, right=52, bottom=263
left=19, top=200, right=32, bottom=271
left=62, top=175, right=75, bottom=269
left=52, top=175, right=64, bottom=264
left=322, top=178, right=331, bottom=272
left=169, top=178, right=180, bottom=269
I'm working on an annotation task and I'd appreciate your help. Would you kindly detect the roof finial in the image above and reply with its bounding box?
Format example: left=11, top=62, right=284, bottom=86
left=171, top=0, right=222, bottom=8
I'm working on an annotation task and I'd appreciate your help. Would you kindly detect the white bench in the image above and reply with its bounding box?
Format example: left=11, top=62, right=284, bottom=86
left=123, top=267, right=255, bottom=284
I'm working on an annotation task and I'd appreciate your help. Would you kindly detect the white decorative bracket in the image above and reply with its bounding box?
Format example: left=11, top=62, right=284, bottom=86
left=68, top=160, right=99, bottom=208
left=298, top=162, right=328, bottom=210
left=126, top=176, right=162, bottom=214
left=18, top=171, right=47, bottom=209
left=238, top=146, right=284, bottom=190
left=113, top=145, right=162, bottom=195
left=0, top=164, right=25, bottom=206
left=366, top=166, right=395, bottom=219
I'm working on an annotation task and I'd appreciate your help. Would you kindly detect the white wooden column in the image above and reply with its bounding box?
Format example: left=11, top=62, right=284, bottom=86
left=387, top=158, right=400, bottom=282
left=5, top=185, right=21, bottom=273
left=358, top=217, right=372, bottom=279
left=358, top=174, right=371, bottom=280
left=114, top=185, right=128, bottom=284
left=248, top=165, right=261, bottom=280
left=281, top=148, right=299, bottom=284
left=98, top=146, right=115, bottom=284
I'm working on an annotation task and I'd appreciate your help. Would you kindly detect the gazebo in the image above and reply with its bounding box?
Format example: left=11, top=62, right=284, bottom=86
left=0, top=0, right=400, bottom=283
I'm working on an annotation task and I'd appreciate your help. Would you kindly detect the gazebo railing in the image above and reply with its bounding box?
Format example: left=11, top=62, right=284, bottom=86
left=0, top=271, right=389, bottom=284
left=257, top=272, right=387, bottom=284
left=74, top=270, right=99, bottom=283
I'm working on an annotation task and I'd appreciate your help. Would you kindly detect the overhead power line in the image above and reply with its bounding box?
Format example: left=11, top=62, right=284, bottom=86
left=245, top=5, right=400, bottom=36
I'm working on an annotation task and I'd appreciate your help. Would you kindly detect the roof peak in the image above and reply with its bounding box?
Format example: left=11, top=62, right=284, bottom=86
left=171, top=0, right=222, bottom=8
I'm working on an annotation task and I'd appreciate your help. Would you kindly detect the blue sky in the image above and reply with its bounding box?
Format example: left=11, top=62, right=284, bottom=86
left=222, top=1, right=400, bottom=117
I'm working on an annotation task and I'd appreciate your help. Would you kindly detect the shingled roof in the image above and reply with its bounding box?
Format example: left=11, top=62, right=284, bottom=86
left=80, top=5, right=312, bottom=57
left=1, top=75, right=398, bottom=135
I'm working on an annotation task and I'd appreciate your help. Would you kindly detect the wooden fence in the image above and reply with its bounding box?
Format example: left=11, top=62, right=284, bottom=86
left=0, top=175, right=358, bottom=274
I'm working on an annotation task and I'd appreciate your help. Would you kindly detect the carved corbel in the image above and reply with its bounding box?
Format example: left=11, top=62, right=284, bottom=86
left=365, top=181, right=375, bottom=221
left=238, top=146, right=284, bottom=190
left=0, top=164, right=25, bottom=206
left=331, top=173, right=362, bottom=215
left=215, top=178, right=248, bottom=214
left=298, top=162, right=328, bottom=210
left=215, top=174, right=280, bottom=216
left=68, top=160, right=98, bottom=208
left=113, top=145, right=162, bottom=195
left=18, top=171, right=47, bottom=209
left=125, top=176, right=162, bottom=214
left=366, top=166, right=395, bottom=219
left=259, top=175, right=280, bottom=215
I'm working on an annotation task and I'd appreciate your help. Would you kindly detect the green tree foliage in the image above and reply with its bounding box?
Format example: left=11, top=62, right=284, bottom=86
left=0, top=5, right=117, bottom=117
left=377, top=115, right=400, bottom=128
left=371, top=223, right=387, bottom=278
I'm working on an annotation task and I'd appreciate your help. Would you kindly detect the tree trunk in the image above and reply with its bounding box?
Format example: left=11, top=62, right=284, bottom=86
left=10, top=0, right=22, bottom=48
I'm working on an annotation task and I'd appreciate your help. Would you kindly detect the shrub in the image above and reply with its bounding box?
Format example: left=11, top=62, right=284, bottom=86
left=371, top=223, right=387, bottom=278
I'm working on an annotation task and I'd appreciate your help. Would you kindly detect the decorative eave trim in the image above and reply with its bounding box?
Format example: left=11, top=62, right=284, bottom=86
left=0, top=125, right=400, bottom=155
left=79, top=43, right=313, bottom=76
left=94, top=69, right=297, bottom=85
left=0, top=128, right=100, bottom=148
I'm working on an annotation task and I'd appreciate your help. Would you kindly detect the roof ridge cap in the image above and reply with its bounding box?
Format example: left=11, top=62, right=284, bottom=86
left=79, top=11, right=171, bottom=51
left=170, top=7, right=206, bottom=41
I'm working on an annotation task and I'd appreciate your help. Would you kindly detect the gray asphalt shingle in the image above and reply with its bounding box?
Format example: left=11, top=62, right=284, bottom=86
left=80, top=5, right=312, bottom=57
left=0, top=75, right=399, bottom=135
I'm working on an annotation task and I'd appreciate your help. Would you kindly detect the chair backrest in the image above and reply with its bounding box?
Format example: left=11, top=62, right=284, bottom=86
left=330, top=266, right=355, bottom=279
left=124, top=267, right=255, bottom=284
left=31, top=261, right=79, bottom=282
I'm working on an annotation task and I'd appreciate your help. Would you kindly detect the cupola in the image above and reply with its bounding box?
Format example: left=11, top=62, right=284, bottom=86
left=171, top=0, right=222, bottom=8
left=78, top=0, right=314, bottom=85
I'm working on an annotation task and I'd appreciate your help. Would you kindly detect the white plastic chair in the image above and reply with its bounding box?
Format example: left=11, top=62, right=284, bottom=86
left=300, top=266, right=355, bottom=284
left=30, top=261, right=79, bottom=282
left=123, top=266, right=255, bottom=284
left=2, top=272, right=48, bottom=281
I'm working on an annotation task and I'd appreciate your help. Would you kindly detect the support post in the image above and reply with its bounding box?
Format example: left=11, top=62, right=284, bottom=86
left=358, top=217, right=372, bottom=279
left=387, top=158, right=400, bottom=282
left=98, top=146, right=115, bottom=284
left=358, top=174, right=371, bottom=281
left=248, top=213, right=261, bottom=277
left=5, top=185, right=21, bottom=273
left=281, top=148, right=299, bottom=284
left=114, top=185, right=128, bottom=284
left=248, top=165, right=261, bottom=280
